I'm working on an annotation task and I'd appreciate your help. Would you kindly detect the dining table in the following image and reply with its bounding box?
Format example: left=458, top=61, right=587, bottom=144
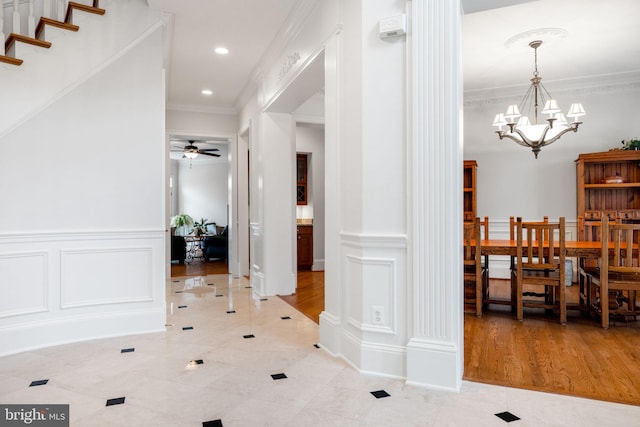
left=475, top=239, right=613, bottom=313
left=479, top=239, right=604, bottom=258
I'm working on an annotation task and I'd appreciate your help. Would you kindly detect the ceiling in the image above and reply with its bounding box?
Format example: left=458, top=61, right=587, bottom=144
left=151, top=0, right=640, bottom=126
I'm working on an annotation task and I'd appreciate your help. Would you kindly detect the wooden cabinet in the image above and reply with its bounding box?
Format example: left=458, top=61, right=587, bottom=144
left=576, top=150, right=640, bottom=238
left=464, top=160, right=477, bottom=222
left=297, top=154, right=308, bottom=205
left=297, top=225, right=313, bottom=270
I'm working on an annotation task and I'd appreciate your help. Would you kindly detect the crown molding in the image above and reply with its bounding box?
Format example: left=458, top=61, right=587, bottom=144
left=166, top=103, right=237, bottom=115
left=464, top=70, right=640, bottom=105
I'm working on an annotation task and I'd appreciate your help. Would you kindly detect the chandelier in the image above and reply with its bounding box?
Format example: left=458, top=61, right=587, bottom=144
left=492, top=40, right=585, bottom=159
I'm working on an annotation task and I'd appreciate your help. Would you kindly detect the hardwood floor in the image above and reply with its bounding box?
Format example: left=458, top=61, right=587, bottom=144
left=170, top=259, right=228, bottom=278
left=171, top=266, right=640, bottom=406
left=470, top=279, right=640, bottom=406
left=279, top=270, right=325, bottom=323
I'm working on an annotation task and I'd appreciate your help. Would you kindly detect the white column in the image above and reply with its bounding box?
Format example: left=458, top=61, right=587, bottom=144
left=319, top=31, right=343, bottom=354
left=406, top=0, right=464, bottom=391
left=255, top=112, right=297, bottom=297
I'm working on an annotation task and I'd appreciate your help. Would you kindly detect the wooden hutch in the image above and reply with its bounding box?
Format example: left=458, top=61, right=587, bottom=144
left=463, top=160, right=477, bottom=222
left=576, top=150, right=640, bottom=238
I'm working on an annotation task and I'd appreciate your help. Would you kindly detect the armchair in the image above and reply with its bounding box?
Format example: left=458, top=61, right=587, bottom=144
left=203, top=226, right=228, bottom=261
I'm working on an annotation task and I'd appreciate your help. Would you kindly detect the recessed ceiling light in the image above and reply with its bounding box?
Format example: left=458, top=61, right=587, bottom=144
left=214, top=47, right=229, bottom=55
left=201, top=89, right=213, bottom=96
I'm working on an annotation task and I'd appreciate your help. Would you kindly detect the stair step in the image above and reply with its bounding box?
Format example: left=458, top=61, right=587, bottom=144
left=5, top=34, right=52, bottom=52
left=0, top=55, right=23, bottom=66
left=65, top=2, right=106, bottom=24
left=35, top=18, right=80, bottom=40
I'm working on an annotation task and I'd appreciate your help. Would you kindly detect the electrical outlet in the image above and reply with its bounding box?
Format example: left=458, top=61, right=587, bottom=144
left=372, top=306, right=384, bottom=325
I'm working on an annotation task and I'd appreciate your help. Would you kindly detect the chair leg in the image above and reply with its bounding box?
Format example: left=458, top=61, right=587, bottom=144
left=476, top=274, right=483, bottom=318
left=516, top=276, right=523, bottom=322
left=601, top=286, right=609, bottom=329
left=559, top=284, right=567, bottom=325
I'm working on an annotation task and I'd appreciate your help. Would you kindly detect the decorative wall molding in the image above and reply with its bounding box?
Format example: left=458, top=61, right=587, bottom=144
left=464, top=71, right=640, bottom=105
left=340, top=232, right=408, bottom=249
left=0, top=251, right=48, bottom=318
left=343, top=254, right=397, bottom=336
left=277, top=51, right=301, bottom=83
left=0, top=229, right=165, bottom=244
left=60, top=247, right=154, bottom=308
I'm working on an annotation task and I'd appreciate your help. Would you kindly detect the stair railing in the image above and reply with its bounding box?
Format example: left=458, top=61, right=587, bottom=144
left=2, top=0, right=74, bottom=55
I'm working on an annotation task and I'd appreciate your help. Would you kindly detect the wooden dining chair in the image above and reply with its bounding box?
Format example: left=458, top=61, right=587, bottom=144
left=577, top=215, right=618, bottom=311
left=587, top=216, right=640, bottom=329
left=509, top=216, right=548, bottom=306
left=463, top=218, right=484, bottom=317
left=479, top=216, right=490, bottom=303
left=515, top=217, right=566, bottom=324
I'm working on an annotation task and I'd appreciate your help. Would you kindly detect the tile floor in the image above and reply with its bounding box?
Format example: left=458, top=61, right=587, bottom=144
left=1, top=274, right=639, bottom=426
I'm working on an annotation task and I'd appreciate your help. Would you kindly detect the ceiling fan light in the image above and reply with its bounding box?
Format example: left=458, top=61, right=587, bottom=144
left=184, top=152, right=198, bottom=159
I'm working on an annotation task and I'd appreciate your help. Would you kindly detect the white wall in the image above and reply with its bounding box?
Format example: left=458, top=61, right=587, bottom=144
left=166, top=109, right=238, bottom=135
left=175, top=159, right=229, bottom=228
left=0, top=7, right=166, bottom=356
left=296, top=123, right=325, bottom=270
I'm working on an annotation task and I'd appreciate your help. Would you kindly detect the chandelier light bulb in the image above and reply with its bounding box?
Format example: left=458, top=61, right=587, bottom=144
left=542, top=99, right=560, bottom=115
left=504, top=104, right=521, bottom=121
left=567, top=103, right=586, bottom=120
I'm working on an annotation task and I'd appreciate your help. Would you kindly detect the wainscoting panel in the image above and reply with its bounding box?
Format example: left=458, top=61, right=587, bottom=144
left=61, top=247, right=153, bottom=308
left=344, top=254, right=364, bottom=331
left=0, top=252, right=47, bottom=318
left=0, top=230, right=165, bottom=356
left=338, top=232, right=407, bottom=378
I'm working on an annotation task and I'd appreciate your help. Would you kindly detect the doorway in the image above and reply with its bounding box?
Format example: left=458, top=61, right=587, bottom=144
left=168, top=133, right=232, bottom=278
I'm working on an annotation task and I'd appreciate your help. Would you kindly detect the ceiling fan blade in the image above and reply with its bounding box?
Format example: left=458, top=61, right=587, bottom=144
left=199, top=148, right=220, bottom=152
left=199, top=152, right=221, bottom=157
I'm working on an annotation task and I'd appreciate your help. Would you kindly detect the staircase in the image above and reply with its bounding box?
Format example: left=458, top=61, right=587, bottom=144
left=0, top=0, right=161, bottom=136
left=1, top=1, right=105, bottom=66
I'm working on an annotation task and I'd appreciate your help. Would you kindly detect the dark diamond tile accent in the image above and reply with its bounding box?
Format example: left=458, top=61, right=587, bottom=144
left=226, top=310, right=236, bottom=314
left=182, top=326, right=194, bottom=331
left=370, top=390, right=390, bottom=399
left=313, top=344, right=320, bottom=348
left=120, top=348, right=135, bottom=353
left=281, top=316, right=291, bottom=320
left=190, top=359, right=204, bottom=365
left=245, top=286, right=252, bottom=289
left=29, top=379, right=48, bottom=387
left=260, top=298, right=268, bottom=301
left=216, top=294, right=224, bottom=297
left=243, top=334, right=255, bottom=339
left=106, top=397, right=125, bottom=406
left=271, top=373, right=287, bottom=380
left=207, top=283, right=215, bottom=286
left=172, top=280, right=180, bottom=283
left=175, top=290, right=184, bottom=293
left=203, top=420, right=223, bottom=427
left=178, top=305, right=187, bottom=308
left=495, top=412, right=520, bottom=423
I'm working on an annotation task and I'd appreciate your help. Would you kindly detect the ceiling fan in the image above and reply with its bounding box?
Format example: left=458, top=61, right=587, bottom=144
left=170, top=140, right=221, bottom=159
